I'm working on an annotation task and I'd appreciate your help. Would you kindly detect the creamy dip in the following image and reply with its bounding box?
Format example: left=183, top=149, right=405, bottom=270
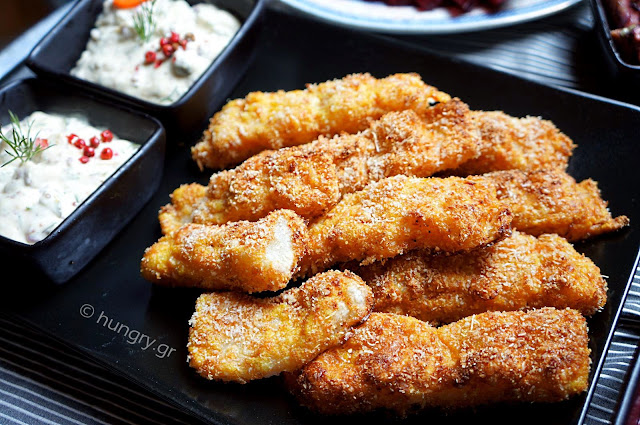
left=0, top=111, right=140, bottom=245
left=70, top=0, right=240, bottom=105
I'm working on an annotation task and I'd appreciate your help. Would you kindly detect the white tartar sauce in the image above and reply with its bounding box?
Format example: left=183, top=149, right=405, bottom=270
left=0, top=111, right=140, bottom=245
left=70, top=0, right=240, bottom=105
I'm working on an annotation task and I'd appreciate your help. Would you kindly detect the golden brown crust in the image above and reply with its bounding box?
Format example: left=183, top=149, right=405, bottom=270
left=161, top=100, right=480, bottom=233
left=187, top=270, right=374, bottom=383
left=351, top=230, right=607, bottom=324
left=161, top=147, right=340, bottom=235
left=299, top=174, right=512, bottom=277
left=330, top=99, right=481, bottom=193
left=191, top=72, right=452, bottom=170
left=158, top=183, right=208, bottom=236
left=454, top=110, right=576, bottom=175
left=197, top=148, right=340, bottom=228
left=486, top=169, right=630, bottom=241
left=285, top=309, right=591, bottom=416
left=140, top=209, right=308, bottom=293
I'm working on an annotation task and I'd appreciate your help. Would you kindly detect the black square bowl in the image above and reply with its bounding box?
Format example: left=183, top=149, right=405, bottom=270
left=0, top=77, right=166, bottom=284
left=589, top=0, right=640, bottom=87
left=25, top=0, right=266, bottom=140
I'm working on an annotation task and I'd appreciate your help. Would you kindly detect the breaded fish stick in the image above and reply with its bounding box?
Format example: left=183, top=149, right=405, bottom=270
left=187, top=270, right=373, bottom=383
left=160, top=100, right=480, bottom=234
left=140, top=209, right=308, bottom=293
left=149, top=175, right=510, bottom=290
left=191, top=72, right=452, bottom=170
left=351, top=230, right=607, bottom=325
left=160, top=148, right=340, bottom=235
left=486, top=169, right=629, bottom=241
left=299, top=174, right=512, bottom=278
left=454, top=110, right=576, bottom=175
left=285, top=308, right=591, bottom=416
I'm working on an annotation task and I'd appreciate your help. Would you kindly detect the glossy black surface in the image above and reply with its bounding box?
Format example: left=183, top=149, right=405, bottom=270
left=0, top=76, right=165, bottom=284
left=25, top=0, right=266, bottom=140
left=588, top=0, right=640, bottom=87
left=3, top=6, right=640, bottom=425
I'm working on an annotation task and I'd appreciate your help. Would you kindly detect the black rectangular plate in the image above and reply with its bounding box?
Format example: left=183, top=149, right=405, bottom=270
left=3, top=6, right=640, bottom=425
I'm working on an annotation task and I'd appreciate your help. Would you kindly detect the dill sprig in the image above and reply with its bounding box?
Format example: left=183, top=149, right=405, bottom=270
left=132, top=0, right=157, bottom=42
left=0, top=111, right=50, bottom=167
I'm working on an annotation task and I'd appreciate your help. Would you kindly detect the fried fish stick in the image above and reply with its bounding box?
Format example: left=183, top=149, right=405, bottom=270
left=140, top=209, right=308, bottom=293
left=285, top=308, right=591, bottom=416
left=486, top=169, right=629, bottom=241
left=158, top=183, right=208, bottom=236
left=160, top=100, right=480, bottom=234
left=332, top=98, right=478, bottom=193
left=351, top=230, right=607, bottom=325
left=299, top=174, right=512, bottom=278
left=453, top=110, right=576, bottom=175
left=159, top=148, right=340, bottom=234
left=187, top=270, right=374, bottom=383
left=191, top=72, right=452, bottom=170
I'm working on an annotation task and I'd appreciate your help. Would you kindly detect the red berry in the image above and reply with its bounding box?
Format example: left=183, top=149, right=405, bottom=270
left=79, top=156, right=89, bottom=164
left=67, top=133, right=78, bottom=143
left=161, top=43, right=175, bottom=57
left=35, top=138, right=48, bottom=148
left=100, top=147, right=113, bottom=160
left=83, top=146, right=95, bottom=157
left=89, top=136, right=100, bottom=148
left=154, top=59, right=164, bottom=68
left=144, top=50, right=156, bottom=64
left=100, top=129, right=113, bottom=142
left=74, top=138, right=86, bottom=149
left=169, top=31, right=180, bottom=43
left=179, top=39, right=188, bottom=49
left=159, top=37, right=170, bottom=46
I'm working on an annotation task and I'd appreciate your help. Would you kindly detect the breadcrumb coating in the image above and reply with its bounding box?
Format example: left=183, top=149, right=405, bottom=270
left=187, top=270, right=373, bottom=383
left=160, top=148, right=340, bottom=235
left=191, top=72, right=452, bottom=170
left=285, top=308, right=591, bottom=416
left=299, top=174, right=512, bottom=277
left=486, top=169, right=629, bottom=241
left=351, top=230, right=607, bottom=325
left=161, top=99, right=480, bottom=234
left=140, top=209, right=308, bottom=293
left=146, top=174, right=513, bottom=291
left=158, top=183, right=208, bottom=236
left=454, top=110, right=576, bottom=175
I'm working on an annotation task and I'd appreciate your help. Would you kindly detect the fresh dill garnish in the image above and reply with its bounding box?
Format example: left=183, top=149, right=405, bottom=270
left=0, top=111, right=50, bottom=167
left=132, top=0, right=157, bottom=42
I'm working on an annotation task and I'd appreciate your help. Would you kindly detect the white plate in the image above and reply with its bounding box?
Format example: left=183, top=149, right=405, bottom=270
left=276, top=0, right=583, bottom=33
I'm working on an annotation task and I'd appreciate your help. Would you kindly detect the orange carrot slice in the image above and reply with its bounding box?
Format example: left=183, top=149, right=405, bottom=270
left=113, top=0, right=148, bottom=9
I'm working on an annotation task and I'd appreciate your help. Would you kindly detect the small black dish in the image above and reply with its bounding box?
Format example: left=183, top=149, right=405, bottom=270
left=0, top=77, right=166, bottom=284
left=25, top=0, right=266, bottom=140
left=589, top=0, right=640, bottom=87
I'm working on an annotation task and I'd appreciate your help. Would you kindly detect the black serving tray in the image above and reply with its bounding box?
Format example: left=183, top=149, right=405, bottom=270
left=3, top=5, right=640, bottom=425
